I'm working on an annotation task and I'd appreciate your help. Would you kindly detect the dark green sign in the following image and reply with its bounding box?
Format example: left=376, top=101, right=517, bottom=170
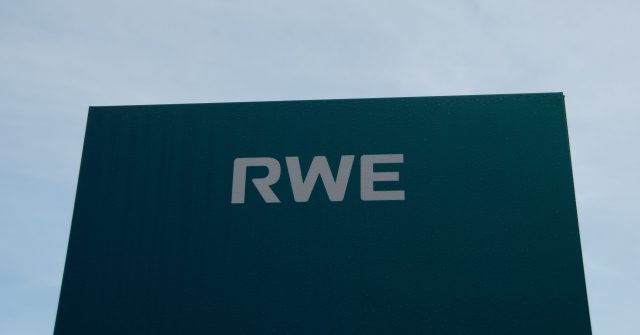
left=55, top=93, right=591, bottom=334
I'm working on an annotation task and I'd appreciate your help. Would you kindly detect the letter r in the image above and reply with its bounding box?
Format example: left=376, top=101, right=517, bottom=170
left=231, top=157, right=281, bottom=204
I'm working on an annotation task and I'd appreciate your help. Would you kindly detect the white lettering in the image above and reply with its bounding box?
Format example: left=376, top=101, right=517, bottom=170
left=231, top=157, right=281, bottom=204
left=360, top=154, right=405, bottom=201
left=285, top=155, right=354, bottom=202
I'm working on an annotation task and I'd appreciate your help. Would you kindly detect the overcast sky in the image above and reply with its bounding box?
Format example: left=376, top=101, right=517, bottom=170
left=1, top=1, right=638, bottom=334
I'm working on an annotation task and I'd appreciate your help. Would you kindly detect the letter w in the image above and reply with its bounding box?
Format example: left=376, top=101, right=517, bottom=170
left=285, top=155, right=354, bottom=202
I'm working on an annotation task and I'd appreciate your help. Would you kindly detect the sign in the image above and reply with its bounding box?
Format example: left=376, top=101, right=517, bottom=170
left=55, top=93, right=592, bottom=334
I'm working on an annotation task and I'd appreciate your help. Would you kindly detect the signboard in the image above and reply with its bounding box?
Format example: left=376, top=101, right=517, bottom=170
left=55, top=93, right=592, bottom=334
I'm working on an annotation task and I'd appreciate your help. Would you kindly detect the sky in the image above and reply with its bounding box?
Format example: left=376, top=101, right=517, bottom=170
left=1, top=0, right=638, bottom=334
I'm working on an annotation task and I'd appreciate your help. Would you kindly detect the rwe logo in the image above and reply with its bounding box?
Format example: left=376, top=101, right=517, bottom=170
left=231, top=154, right=404, bottom=204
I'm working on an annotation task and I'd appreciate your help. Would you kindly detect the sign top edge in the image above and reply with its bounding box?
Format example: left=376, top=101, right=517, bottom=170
left=88, top=92, right=564, bottom=110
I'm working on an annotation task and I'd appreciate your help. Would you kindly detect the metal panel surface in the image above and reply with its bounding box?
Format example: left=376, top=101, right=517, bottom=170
left=55, top=93, right=591, bottom=334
